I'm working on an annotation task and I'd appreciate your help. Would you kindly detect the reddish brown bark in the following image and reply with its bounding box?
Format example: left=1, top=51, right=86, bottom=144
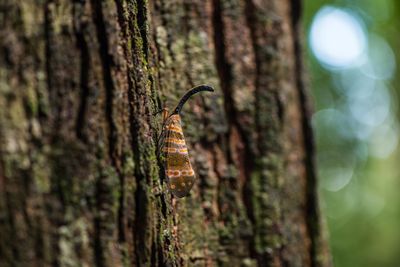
left=0, top=0, right=330, bottom=266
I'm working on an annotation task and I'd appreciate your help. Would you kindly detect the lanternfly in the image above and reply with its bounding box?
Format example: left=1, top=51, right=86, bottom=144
left=159, top=85, right=214, bottom=198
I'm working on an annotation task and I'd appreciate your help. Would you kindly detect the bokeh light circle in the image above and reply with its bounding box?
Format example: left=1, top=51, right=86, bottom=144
left=309, top=6, right=367, bottom=69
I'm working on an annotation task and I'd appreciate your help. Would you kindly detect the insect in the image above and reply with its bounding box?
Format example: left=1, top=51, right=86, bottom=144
left=158, top=85, right=214, bottom=198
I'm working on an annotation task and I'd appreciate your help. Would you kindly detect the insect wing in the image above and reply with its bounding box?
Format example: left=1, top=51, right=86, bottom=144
left=162, top=115, right=195, bottom=198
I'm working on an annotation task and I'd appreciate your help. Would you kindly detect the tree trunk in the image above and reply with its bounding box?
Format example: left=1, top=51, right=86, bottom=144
left=0, top=0, right=331, bottom=266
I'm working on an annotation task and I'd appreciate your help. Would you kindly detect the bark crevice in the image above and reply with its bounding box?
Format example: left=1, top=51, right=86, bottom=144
left=90, top=0, right=116, bottom=160
left=74, top=4, right=90, bottom=143
left=137, top=0, right=149, bottom=61
left=289, top=0, right=326, bottom=266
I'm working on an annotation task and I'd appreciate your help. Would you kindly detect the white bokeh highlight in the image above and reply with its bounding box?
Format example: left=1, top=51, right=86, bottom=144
left=309, top=6, right=367, bottom=69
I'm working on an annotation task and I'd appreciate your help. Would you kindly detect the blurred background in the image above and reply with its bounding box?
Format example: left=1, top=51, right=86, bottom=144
left=303, top=0, right=400, bottom=266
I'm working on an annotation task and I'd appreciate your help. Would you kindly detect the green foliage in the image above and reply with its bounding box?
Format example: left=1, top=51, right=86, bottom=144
left=303, top=1, right=400, bottom=266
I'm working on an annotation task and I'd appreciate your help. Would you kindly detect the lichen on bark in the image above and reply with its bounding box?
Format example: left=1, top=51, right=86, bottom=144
left=0, top=0, right=331, bottom=266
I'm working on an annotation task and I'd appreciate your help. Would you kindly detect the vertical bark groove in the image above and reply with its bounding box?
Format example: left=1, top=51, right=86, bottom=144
left=90, top=0, right=116, bottom=159
left=289, top=0, right=331, bottom=266
left=137, top=0, right=149, bottom=60
left=74, top=3, right=90, bottom=142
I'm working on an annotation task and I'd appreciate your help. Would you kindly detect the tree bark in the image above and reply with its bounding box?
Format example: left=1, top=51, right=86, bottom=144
left=0, top=0, right=331, bottom=266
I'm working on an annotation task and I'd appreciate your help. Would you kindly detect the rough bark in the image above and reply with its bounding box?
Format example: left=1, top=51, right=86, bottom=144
left=0, top=0, right=331, bottom=266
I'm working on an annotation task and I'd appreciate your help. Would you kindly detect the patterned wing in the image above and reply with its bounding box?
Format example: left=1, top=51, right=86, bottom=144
left=162, top=114, right=195, bottom=198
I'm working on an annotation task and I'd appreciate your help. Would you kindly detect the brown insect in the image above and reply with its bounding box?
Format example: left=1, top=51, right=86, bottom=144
left=158, top=85, right=214, bottom=198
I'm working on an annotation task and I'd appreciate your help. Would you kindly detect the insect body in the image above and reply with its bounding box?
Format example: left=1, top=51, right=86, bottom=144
left=159, top=85, right=214, bottom=198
